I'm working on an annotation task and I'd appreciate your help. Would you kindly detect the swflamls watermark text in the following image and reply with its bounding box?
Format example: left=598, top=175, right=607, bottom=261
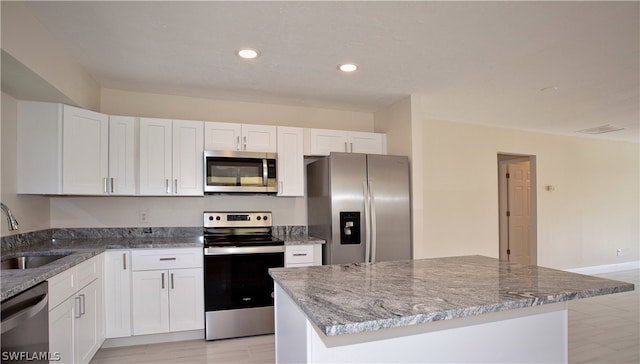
left=1, top=351, right=61, bottom=361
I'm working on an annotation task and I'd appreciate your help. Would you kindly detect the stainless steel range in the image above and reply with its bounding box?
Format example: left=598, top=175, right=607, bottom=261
left=203, top=211, right=284, bottom=341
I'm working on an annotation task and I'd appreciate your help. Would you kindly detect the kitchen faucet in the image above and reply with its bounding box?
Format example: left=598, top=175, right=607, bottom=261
left=0, top=203, right=20, bottom=231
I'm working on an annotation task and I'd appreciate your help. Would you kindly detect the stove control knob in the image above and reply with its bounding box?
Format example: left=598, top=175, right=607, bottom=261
left=215, top=216, right=221, bottom=221
left=257, top=216, right=261, bottom=221
left=263, top=215, right=268, bottom=221
left=208, top=216, right=214, bottom=221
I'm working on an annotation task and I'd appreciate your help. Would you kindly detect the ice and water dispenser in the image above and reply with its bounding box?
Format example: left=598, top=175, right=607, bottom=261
left=339, top=212, right=361, bottom=244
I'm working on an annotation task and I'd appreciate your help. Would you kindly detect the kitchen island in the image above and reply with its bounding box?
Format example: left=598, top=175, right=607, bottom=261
left=269, top=255, right=634, bottom=363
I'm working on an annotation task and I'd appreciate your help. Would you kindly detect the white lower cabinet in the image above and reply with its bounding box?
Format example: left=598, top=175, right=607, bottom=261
left=104, top=251, right=132, bottom=338
left=130, top=248, right=204, bottom=336
left=48, top=254, right=104, bottom=364
left=284, top=244, right=322, bottom=267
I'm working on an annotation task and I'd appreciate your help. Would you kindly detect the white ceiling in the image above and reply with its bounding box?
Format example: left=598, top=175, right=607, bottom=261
left=23, top=1, right=639, bottom=142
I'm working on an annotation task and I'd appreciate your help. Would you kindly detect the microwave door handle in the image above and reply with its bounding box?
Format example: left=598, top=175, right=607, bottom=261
left=262, top=159, right=268, bottom=186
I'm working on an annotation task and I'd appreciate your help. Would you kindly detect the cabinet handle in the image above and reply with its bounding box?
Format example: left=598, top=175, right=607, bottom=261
left=236, top=136, right=240, bottom=150
left=159, top=257, right=177, bottom=261
left=293, top=253, right=308, bottom=257
left=111, top=178, right=115, bottom=193
left=161, top=273, right=165, bottom=289
left=174, top=179, right=178, bottom=194
left=103, top=178, right=108, bottom=193
left=171, top=273, right=175, bottom=289
left=243, top=136, right=247, bottom=151
left=122, top=253, right=127, bottom=270
left=350, top=142, right=354, bottom=153
left=74, top=296, right=82, bottom=318
left=165, top=179, right=170, bottom=194
left=80, top=294, right=86, bottom=316
left=344, top=142, right=348, bottom=152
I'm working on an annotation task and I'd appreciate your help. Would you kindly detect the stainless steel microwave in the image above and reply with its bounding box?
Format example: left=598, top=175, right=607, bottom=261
left=204, top=150, right=277, bottom=193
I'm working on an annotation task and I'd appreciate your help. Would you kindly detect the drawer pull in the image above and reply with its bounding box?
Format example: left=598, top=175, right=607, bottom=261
left=171, top=273, right=175, bottom=289
left=292, top=253, right=308, bottom=257
left=123, top=253, right=127, bottom=270
left=159, top=257, right=177, bottom=261
left=161, top=273, right=165, bottom=289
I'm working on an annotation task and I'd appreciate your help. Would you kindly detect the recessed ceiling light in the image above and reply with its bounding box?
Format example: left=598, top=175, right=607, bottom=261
left=338, top=63, right=358, bottom=73
left=237, top=48, right=260, bottom=59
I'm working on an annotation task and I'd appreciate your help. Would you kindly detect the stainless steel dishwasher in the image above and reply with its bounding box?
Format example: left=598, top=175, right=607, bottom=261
left=1, top=281, right=49, bottom=363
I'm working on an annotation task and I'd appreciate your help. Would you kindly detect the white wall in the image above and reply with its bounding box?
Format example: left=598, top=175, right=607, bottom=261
left=1, top=92, right=51, bottom=237
left=1, top=2, right=100, bottom=110
left=414, top=115, right=639, bottom=270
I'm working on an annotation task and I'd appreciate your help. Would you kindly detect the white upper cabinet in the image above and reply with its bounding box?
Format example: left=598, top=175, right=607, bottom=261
left=276, top=127, right=304, bottom=196
left=304, top=128, right=386, bottom=156
left=139, top=118, right=203, bottom=196
left=172, top=120, right=204, bottom=196
left=108, top=116, right=138, bottom=195
left=205, top=122, right=277, bottom=153
left=17, top=101, right=110, bottom=195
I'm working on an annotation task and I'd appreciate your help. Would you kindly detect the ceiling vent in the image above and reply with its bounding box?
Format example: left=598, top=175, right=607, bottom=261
left=576, top=125, right=625, bottom=135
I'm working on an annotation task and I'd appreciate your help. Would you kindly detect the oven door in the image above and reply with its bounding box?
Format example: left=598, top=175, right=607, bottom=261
left=204, top=246, right=284, bottom=340
left=204, top=246, right=284, bottom=311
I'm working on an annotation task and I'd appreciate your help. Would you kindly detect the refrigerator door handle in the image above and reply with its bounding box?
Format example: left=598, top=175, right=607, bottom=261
left=363, top=181, right=371, bottom=263
left=369, top=180, right=377, bottom=263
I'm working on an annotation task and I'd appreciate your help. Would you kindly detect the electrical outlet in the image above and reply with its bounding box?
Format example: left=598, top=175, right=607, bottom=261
left=616, top=248, right=623, bottom=256
left=139, top=209, right=149, bottom=224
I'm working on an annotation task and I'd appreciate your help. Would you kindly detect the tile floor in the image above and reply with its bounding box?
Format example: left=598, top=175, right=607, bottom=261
left=91, top=269, right=638, bottom=364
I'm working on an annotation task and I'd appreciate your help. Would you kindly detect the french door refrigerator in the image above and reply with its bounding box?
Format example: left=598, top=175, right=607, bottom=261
left=307, top=152, right=412, bottom=265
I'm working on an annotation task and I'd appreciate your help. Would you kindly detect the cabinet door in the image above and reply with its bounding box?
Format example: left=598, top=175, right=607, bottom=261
left=276, top=127, right=304, bottom=196
left=242, top=124, right=277, bottom=152
left=308, top=129, right=348, bottom=156
left=139, top=118, right=173, bottom=195
left=168, top=268, right=204, bottom=332
left=132, top=270, right=170, bottom=335
left=172, top=120, right=204, bottom=196
left=108, top=116, right=137, bottom=195
left=349, top=132, right=386, bottom=154
left=62, top=105, right=109, bottom=194
left=104, top=251, right=132, bottom=338
left=76, top=280, right=102, bottom=364
left=204, top=122, right=241, bottom=151
left=49, top=297, right=76, bottom=364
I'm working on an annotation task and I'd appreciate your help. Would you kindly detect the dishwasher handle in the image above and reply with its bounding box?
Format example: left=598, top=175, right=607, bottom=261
left=1, top=293, right=48, bottom=334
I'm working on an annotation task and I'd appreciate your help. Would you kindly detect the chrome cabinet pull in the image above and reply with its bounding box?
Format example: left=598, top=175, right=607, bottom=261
left=292, top=253, right=307, bottom=257
left=165, top=179, right=170, bottom=194
left=350, top=142, right=354, bottom=153
left=171, top=273, right=175, bottom=289
left=122, top=253, right=127, bottom=270
left=159, top=257, right=177, bottom=261
left=243, top=136, right=247, bottom=151
left=103, top=178, right=108, bottom=193
left=236, top=136, right=240, bottom=150
left=79, top=294, right=86, bottom=316
left=174, top=179, right=178, bottom=194
left=110, top=178, right=115, bottom=193
left=74, top=296, right=82, bottom=318
left=344, top=142, right=348, bottom=152
left=161, top=273, right=165, bottom=289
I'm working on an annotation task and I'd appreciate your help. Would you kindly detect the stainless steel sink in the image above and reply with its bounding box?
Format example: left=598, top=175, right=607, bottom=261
left=1, top=254, right=70, bottom=270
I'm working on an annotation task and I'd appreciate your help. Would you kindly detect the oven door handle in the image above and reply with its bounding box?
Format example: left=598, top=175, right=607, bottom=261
left=204, top=246, right=285, bottom=255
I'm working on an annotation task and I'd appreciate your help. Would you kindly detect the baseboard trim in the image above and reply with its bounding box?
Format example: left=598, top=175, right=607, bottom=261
left=101, top=329, right=204, bottom=348
left=564, top=260, right=640, bottom=275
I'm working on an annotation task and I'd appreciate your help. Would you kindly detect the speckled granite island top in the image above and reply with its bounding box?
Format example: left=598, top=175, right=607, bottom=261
left=269, top=255, right=635, bottom=337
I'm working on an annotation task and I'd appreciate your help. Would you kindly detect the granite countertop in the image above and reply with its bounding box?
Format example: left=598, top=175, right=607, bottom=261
left=1, top=237, right=203, bottom=301
left=269, top=255, right=635, bottom=337
left=276, top=233, right=325, bottom=245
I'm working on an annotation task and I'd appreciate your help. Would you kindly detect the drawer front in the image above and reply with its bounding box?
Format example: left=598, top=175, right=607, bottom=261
left=285, top=245, right=314, bottom=266
left=48, top=267, right=77, bottom=310
left=131, top=248, right=202, bottom=271
left=77, top=255, right=101, bottom=289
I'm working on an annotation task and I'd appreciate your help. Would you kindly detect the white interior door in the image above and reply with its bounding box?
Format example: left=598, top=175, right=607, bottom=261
left=504, top=160, right=532, bottom=265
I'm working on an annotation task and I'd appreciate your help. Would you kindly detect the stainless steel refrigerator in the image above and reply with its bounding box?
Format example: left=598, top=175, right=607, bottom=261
left=307, top=152, right=412, bottom=264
